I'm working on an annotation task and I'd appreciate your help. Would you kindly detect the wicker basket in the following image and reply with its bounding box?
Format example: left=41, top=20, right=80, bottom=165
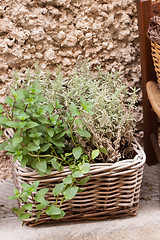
left=150, top=40, right=160, bottom=83
left=11, top=141, right=145, bottom=226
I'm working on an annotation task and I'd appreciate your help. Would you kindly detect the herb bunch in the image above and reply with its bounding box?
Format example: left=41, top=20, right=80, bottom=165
left=0, top=81, right=96, bottom=222
left=13, top=60, right=138, bottom=162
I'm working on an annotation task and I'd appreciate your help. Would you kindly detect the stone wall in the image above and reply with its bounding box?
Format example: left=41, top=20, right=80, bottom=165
left=0, top=0, right=140, bottom=104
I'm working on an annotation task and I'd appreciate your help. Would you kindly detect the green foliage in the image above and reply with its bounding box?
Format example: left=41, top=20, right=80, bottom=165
left=4, top=59, right=138, bottom=223
left=0, top=81, right=93, bottom=223
left=11, top=60, right=138, bottom=162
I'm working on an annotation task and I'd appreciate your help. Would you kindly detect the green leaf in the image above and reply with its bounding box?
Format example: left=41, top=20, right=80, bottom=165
left=21, top=182, right=30, bottom=191
left=100, top=147, right=108, bottom=156
left=52, top=140, right=65, bottom=147
left=92, top=149, right=100, bottom=159
left=80, top=97, right=93, bottom=114
left=33, top=138, right=40, bottom=146
left=18, top=213, right=31, bottom=220
left=79, top=163, right=90, bottom=174
left=13, top=188, right=19, bottom=195
left=12, top=207, right=19, bottom=214
left=35, top=211, right=41, bottom=223
left=5, top=121, right=19, bottom=128
left=31, top=181, right=40, bottom=191
left=72, top=147, right=82, bottom=160
left=50, top=158, right=61, bottom=171
left=21, top=157, right=29, bottom=167
left=4, top=97, right=14, bottom=106
left=0, top=117, right=9, bottom=125
left=70, top=102, right=80, bottom=116
left=53, top=131, right=65, bottom=140
left=34, top=188, right=49, bottom=203
left=46, top=204, right=61, bottom=216
left=63, top=174, right=72, bottom=185
left=24, top=203, right=32, bottom=211
left=72, top=171, right=84, bottom=178
left=27, top=143, right=40, bottom=151
left=63, top=186, right=79, bottom=200
left=19, top=122, right=26, bottom=129
left=36, top=203, right=49, bottom=210
left=76, top=129, right=91, bottom=138
left=75, top=119, right=84, bottom=129
left=51, top=209, right=65, bottom=220
left=17, top=112, right=29, bottom=121
left=79, top=176, right=91, bottom=185
left=29, top=132, right=42, bottom=138
left=47, top=128, right=54, bottom=137
left=8, top=195, right=19, bottom=200
left=24, top=121, right=39, bottom=129
left=52, top=183, right=65, bottom=196
left=12, top=136, right=23, bottom=146
left=40, top=143, right=51, bottom=152
left=4, top=144, right=17, bottom=152
left=50, top=115, right=59, bottom=125
left=0, top=142, right=8, bottom=151
left=36, top=160, right=47, bottom=173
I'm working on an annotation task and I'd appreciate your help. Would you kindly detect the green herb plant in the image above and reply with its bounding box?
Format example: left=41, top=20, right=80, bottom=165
left=13, top=60, right=138, bottom=163
left=0, top=81, right=97, bottom=223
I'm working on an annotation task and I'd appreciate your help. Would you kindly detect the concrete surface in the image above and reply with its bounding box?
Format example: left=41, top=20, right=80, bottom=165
left=0, top=164, right=159, bottom=240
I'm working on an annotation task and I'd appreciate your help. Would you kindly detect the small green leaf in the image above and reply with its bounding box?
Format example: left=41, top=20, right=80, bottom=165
left=72, top=171, right=83, bottom=178
left=70, top=102, right=80, bottom=116
left=29, top=132, right=42, bottom=138
left=100, top=147, right=108, bottom=156
left=52, top=140, right=65, bottom=147
left=50, top=158, right=61, bottom=171
left=13, top=188, right=19, bottom=195
left=33, top=139, right=40, bottom=146
left=47, top=128, right=54, bottom=137
left=76, top=129, right=91, bottom=138
left=79, top=176, right=91, bottom=185
left=75, top=119, right=84, bottom=129
left=21, top=157, right=29, bottom=167
left=18, top=213, right=31, bottom=220
left=5, top=121, right=19, bottom=128
left=12, top=207, right=19, bottom=214
left=36, top=160, right=47, bottom=173
left=27, top=143, right=40, bottom=151
left=4, top=144, right=17, bottom=152
left=0, top=142, right=8, bottom=151
left=12, top=136, right=23, bottom=146
left=51, top=209, right=65, bottom=220
left=52, top=183, right=65, bottom=196
left=24, top=121, right=39, bottom=129
left=63, top=186, right=79, bottom=200
left=46, top=204, right=61, bottom=216
left=79, top=163, right=90, bottom=174
left=92, top=149, right=100, bottom=159
left=50, top=115, right=59, bottom=125
left=31, top=181, right=40, bottom=191
left=24, top=203, right=32, bottom=211
left=63, top=174, right=72, bottom=185
left=34, top=188, right=49, bottom=203
left=72, top=147, right=82, bottom=160
left=36, top=203, right=49, bottom=210
left=8, top=195, right=19, bottom=200
left=40, top=143, right=51, bottom=152
left=4, top=97, right=14, bottom=106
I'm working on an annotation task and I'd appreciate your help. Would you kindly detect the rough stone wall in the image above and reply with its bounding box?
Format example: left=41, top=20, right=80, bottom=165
left=0, top=0, right=140, bottom=104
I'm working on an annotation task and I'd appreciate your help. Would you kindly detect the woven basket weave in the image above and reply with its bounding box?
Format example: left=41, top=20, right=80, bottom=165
left=150, top=40, right=160, bottom=83
left=11, top=141, right=145, bottom=226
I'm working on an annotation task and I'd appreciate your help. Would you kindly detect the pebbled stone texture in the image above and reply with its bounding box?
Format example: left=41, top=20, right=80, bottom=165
left=0, top=0, right=140, bottom=109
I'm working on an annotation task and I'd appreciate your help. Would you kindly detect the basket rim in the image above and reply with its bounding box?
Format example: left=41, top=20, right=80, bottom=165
left=12, top=139, right=145, bottom=176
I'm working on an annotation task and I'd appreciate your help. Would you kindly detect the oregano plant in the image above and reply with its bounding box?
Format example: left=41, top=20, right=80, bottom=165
left=0, top=81, right=99, bottom=223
